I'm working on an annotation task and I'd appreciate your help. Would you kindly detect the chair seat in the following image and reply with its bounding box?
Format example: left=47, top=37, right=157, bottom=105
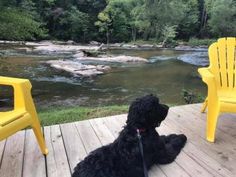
left=0, top=110, right=27, bottom=126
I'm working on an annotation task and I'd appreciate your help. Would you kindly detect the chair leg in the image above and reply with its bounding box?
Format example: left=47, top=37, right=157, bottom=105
left=201, top=98, right=208, bottom=113
left=206, top=105, right=219, bottom=142
left=32, top=121, right=48, bottom=155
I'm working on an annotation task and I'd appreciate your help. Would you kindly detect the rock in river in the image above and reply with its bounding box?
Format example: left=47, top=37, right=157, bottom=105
left=46, top=60, right=111, bottom=77
left=74, top=55, right=148, bottom=63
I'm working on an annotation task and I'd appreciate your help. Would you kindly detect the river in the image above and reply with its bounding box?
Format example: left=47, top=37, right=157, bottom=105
left=0, top=44, right=208, bottom=108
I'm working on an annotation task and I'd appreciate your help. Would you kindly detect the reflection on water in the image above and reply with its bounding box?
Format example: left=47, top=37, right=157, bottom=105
left=0, top=45, right=208, bottom=107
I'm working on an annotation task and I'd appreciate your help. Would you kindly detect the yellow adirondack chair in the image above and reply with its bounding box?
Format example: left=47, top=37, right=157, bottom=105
left=0, top=76, right=48, bottom=155
left=198, top=37, right=236, bottom=142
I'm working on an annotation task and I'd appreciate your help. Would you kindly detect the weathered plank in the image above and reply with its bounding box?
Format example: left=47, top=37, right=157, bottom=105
left=60, top=122, right=87, bottom=173
left=23, top=129, right=46, bottom=177
left=159, top=162, right=190, bottom=177
left=174, top=152, right=213, bottom=177
left=44, top=125, right=71, bottom=177
left=75, top=120, right=101, bottom=153
left=163, top=110, right=236, bottom=175
left=0, top=139, right=6, bottom=166
left=0, top=131, right=25, bottom=177
left=89, top=118, right=114, bottom=145
left=148, top=165, right=167, bottom=177
left=184, top=142, right=234, bottom=177
left=170, top=107, right=236, bottom=160
left=103, top=115, right=125, bottom=137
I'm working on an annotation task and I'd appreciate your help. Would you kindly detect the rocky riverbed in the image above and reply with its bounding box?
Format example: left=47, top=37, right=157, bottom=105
left=45, top=55, right=147, bottom=77
left=17, top=41, right=148, bottom=76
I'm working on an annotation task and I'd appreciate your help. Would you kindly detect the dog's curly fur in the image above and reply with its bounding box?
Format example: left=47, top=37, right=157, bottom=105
left=72, top=95, right=187, bottom=177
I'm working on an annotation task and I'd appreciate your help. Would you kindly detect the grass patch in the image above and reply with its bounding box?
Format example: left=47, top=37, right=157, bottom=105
left=187, top=38, right=217, bottom=47
left=38, top=105, right=129, bottom=126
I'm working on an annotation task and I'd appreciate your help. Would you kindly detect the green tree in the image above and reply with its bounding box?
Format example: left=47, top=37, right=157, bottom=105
left=144, top=0, right=187, bottom=41
left=95, top=9, right=113, bottom=44
left=177, top=0, right=199, bottom=39
left=60, top=6, right=90, bottom=42
left=0, top=8, right=47, bottom=40
left=130, top=0, right=146, bottom=41
left=162, top=25, right=177, bottom=46
left=208, top=0, right=236, bottom=37
left=96, top=0, right=134, bottom=43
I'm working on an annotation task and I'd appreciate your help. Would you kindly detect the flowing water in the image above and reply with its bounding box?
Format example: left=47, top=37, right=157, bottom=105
left=0, top=44, right=208, bottom=107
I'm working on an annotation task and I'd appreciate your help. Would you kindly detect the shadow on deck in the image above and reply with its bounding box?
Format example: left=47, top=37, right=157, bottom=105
left=0, top=103, right=236, bottom=177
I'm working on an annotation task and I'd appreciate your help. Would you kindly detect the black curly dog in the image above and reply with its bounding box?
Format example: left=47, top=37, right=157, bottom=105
left=72, top=95, right=187, bottom=177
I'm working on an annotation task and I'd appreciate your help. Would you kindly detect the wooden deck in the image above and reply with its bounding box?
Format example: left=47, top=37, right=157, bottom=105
left=0, top=103, right=236, bottom=177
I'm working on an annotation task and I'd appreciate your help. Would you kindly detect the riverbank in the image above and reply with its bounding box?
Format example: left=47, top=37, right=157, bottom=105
left=38, top=105, right=129, bottom=126
left=0, top=39, right=211, bottom=51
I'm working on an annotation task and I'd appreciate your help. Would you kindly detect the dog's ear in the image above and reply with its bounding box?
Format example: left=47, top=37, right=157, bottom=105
left=126, top=98, right=146, bottom=128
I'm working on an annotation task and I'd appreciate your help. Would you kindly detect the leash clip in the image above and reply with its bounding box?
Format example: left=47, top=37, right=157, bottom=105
left=136, top=129, right=141, bottom=139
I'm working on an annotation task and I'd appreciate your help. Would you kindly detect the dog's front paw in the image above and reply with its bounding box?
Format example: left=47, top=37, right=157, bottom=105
left=171, top=134, right=187, bottom=149
left=178, top=134, right=187, bottom=147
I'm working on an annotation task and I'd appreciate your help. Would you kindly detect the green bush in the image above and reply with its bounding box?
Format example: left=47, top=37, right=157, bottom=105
left=181, top=89, right=205, bottom=104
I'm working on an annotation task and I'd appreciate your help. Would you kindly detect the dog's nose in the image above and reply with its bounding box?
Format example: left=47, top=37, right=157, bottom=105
left=161, top=104, right=169, bottom=110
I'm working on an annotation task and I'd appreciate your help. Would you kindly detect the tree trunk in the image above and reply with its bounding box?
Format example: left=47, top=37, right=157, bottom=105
left=144, top=28, right=150, bottom=41
left=132, top=27, right=137, bottom=41
left=106, top=30, right=109, bottom=48
left=83, top=32, right=86, bottom=43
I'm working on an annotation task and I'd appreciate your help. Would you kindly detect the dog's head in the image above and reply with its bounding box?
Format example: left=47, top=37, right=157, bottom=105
left=126, top=94, right=169, bottom=129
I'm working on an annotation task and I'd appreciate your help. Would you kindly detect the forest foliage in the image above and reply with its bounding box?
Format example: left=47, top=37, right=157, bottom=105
left=0, top=0, right=235, bottom=43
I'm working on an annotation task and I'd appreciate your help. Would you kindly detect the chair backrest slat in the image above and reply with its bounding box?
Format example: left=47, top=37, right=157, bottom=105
left=209, top=43, right=222, bottom=88
left=209, top=37, right=236, bottom=89
left=227, top=38, right=236, bottom=88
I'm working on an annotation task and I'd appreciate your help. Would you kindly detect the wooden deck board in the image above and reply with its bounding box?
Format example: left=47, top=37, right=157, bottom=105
left=60, top=123, right=87, bottom=172
left=23, top=129, right=46, bottom=177
left=44, top=125, right=71, bottom=177
left=0, top=131, right=25, bottom=177
left=0, top=139, right=6, bottom=166
left=75, top=120, right=102, bottom=153
left=0, top=103, right=236, bottom=177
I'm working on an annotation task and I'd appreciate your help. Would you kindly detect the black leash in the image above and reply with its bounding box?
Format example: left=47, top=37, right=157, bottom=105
left=137, top=129, right=149, bottom=177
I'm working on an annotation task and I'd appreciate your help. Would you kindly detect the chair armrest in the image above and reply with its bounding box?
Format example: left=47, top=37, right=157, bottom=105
left=198, top=68, right=215, bottom=84
left=0, top=76, right=29, bottom=86
left=0, top=76, right=33, bottom=110
left=198, top=68, right=218, bottom=101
